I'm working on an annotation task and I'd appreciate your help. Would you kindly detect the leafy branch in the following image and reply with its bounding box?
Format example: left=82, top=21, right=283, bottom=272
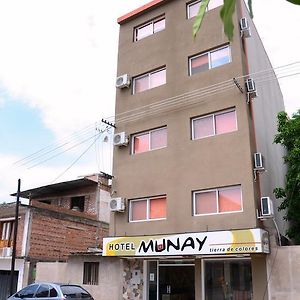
left=193, top=0, right=300, bottom=40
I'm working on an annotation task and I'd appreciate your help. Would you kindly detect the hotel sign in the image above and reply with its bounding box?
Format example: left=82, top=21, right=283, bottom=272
left=102, top=228, right=269, bottom=257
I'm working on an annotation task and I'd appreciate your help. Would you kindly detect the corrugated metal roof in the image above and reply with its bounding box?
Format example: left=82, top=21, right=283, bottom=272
left=10, top=177, right=98, bottom=199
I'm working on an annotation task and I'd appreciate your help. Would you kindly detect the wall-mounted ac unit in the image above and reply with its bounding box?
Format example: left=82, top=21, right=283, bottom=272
left=116, top=74, right=131, bottom=88
left=109, top=197, right=125, bottom=212
left=240, top=17, right=251, bottom=38
left=113, top=132, right=129, bottom=147
left=245, top=78, right=257, bottom=98
left=261, top=197, right=274, bottom=217
left=254, top=152, right=264, bottom=169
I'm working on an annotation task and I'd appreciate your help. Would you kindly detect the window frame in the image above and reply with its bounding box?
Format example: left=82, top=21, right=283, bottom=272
left=193, top=185, right=243, bottom=216
left=187, top=0, right=223, bottom=19
left=133, top=67, right=166, bottom=94
left=134, top=15, right=165, bottom=42
left=129, top=196, right=167, bottom=223
left=191, top=108, right=237, bottom=140
left=189, top=45, right=231, bottom=76
left=83, top=262, right=99, bottom=285
left=131, top=126, right=167, bottom=154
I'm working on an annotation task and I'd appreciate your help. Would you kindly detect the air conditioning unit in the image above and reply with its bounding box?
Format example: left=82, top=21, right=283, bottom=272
left=109, top=197, right=125, bottom=212
left=261, top=197, right=274, bottom=217
left=245, top=78, right=257, bottom=98
left=240, top=17, right=251, bottom=38
left=116, top=74, right=131, bottom=88
left=254, top=152, right=264, bottom=169
left=113, top=132, right=129, bottom=147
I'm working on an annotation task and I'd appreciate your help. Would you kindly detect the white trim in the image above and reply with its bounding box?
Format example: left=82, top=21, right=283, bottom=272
left=0, top=217, right=16, bottom=222
left=132, top=126, right=167, bottom=154
left=189, top=45, right=231, bottom=76
left=187, top=0, right=224, bottom=20
left=193, top=185, right=243, bottom=216
left=129, top=196, right=167, bottom=222
left=133, top=67, right=166, bottom=94
left=134, top=16, right=165, bottom=42
left=191, top=108, right=237, bottom=140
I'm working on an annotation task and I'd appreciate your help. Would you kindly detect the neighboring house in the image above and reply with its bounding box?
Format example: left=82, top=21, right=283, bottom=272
left=102, top=0, right=287, bottom=299
left=0, top=173, right=110, bottom=300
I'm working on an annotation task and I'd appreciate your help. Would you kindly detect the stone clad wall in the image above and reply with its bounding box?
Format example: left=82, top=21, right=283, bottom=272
left=123, top=259, right=144, bottom=300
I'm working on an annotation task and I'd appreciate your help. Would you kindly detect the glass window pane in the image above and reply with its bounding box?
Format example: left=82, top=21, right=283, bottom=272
left=150, top=69, right=166, bottom=89
left=134, top=75, right=149, bottom=94
left=218, top=186, right=242, bottom=213
left=190, top=54, right=209, bottom=75
left=215, top=110, right=237, bottom=135
left=195, top=191, right=217, bottom=214
left=188, top=1, right=201, bottom=19
left=193, top=115, right=214, bottom=139
left=205, top=260, right=252, bottom=300
left=131, top=200, right=147, bottom=221
left=208, top=0, right=223, bottom=10
left=35, top=285, right=49, bottom=298
left=134, top=133, right=149, bottom=154
left=210, top=46, right=230, bottom=69
left=154, top=18, right=165, bottom=33
left=136, top=23, right=153, bottom=41
left=150, top=128, right=167, bottom=150
left=150, top=197, right=166, bottom=219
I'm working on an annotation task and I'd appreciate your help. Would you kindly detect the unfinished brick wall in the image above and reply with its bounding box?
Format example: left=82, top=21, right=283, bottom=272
left=27, top=208, right=108, bottom=261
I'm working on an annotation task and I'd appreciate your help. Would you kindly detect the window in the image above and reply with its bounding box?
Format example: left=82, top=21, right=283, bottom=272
left=70, top=196, right=85, bottom=212
left=83, top=262, right=99, bottom=285
left=189, top=45, right=231, bottom=75
left=0, top=220, right=14, bottom=242
left=135, top=16, right=165, bottom=41
left=35, top=284, right=50, bottom=298
left=132, top=127, right=167, bottom=154
left=192, top=109, right=237, bottom=140
left=193, top=185, right=242, bottom=215
left=187, top=0, right=223, bottom=19
left=16, top=284, right=39, bottom=298
left=133, top=68, right=166, bottom=94
left=129, top=196, right=167, bottom=222
left=60, top=285, right=92, bottom=299
left=204, top=260, right=252, bottom=299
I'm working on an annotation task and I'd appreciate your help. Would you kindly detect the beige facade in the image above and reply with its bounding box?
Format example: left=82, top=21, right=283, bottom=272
left=107, top=0, right=286, bottom=299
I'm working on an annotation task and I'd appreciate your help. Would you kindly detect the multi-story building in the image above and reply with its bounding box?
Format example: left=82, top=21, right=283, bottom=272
left=0, top=173, right=110, bottom=300
left=103, top=0, right=286, bottom=299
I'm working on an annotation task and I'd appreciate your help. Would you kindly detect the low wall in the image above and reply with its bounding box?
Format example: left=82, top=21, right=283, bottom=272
left=268, top=246, right=300, bottom=300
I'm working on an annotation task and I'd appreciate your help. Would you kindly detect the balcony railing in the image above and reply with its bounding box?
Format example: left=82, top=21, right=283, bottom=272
left=0, top=240, right=13, bottom=257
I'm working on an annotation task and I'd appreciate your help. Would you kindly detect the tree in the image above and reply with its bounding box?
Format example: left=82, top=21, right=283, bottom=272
left=274, top=111, right=300, bottom=244
left=193, top=0, right=300, bottom=41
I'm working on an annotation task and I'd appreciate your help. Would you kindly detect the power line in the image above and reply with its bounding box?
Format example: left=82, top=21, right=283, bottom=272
left=50, top=129, right=106, bottom=184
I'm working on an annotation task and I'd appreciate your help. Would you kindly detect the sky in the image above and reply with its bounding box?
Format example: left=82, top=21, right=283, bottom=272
left=0, top=0, right=299, bottom=203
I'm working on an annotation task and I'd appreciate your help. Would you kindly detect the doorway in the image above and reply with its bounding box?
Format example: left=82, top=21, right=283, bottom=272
left=148, top=261, right=195, bottom=300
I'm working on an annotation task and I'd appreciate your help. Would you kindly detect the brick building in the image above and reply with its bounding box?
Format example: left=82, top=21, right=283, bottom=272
left=0, top=173, right=110, bottom=300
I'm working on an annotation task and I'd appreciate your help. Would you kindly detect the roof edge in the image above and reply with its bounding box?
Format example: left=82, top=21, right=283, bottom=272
left=117, top=0, right=166, bottom=24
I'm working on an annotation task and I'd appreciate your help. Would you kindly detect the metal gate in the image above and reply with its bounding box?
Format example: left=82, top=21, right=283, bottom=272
left=0, top=270, right=18, bottom=300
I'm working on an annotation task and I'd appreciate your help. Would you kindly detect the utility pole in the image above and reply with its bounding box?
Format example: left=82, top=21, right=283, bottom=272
left=9, top=179, right=21, bottom=296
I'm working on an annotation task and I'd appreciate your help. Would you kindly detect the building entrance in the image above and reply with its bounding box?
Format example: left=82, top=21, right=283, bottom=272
left=159, top=264, right=195, bottom=300
left=147, top=260, right=195, bottom=300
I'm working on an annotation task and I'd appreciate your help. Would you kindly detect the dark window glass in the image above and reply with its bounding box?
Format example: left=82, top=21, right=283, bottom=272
left=60, top=286, right=91, bottom=299
left=70, top=196, right=85, bottom=212
left=18, top=284, right=39, bottom=298
left=35, top=285, right=49, bottom=298
left=49, top=287, right=58, bottom=297
left=83, top=262, right=99, bottom=285
left=205, top=260, right=252, bottom=299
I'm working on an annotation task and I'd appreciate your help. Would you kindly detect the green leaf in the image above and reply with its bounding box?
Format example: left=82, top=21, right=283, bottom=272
left=286, top=0, right=300, bottom=4
left=193, top=0, right=210, bottom=38
left=247, top=0, right=253, bottom=18
left=220, top=0, right=236, bottom=41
